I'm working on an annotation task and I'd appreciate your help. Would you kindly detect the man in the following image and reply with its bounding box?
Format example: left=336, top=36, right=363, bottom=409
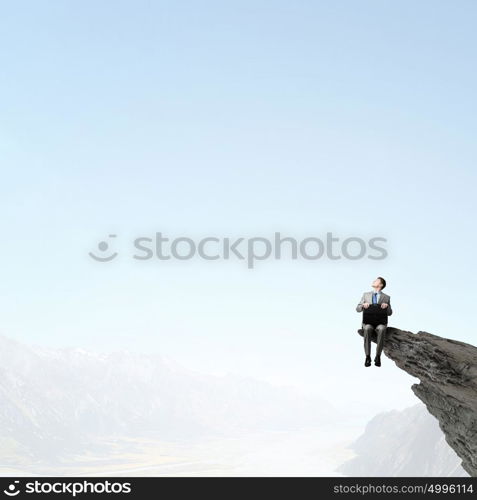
left=356, top=277, right=392, bottom=367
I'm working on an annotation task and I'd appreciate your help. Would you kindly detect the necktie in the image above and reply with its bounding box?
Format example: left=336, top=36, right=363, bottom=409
left=373, top=293, right=378, bottom=304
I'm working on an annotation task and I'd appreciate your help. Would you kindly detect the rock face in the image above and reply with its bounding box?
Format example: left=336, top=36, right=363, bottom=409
left=358, top=327, right=477, bottom=476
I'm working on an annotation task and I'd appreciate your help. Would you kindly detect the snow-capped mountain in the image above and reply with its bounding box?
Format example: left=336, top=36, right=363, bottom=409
left=0, top=335, right=333, bottom=463
left=338, top=404, right=467, bottom=477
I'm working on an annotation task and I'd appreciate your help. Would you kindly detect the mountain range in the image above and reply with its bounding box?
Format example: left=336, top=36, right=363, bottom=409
left=0, top=335, right=333, bottom=466
left=338, top=404, right=467, bottom=477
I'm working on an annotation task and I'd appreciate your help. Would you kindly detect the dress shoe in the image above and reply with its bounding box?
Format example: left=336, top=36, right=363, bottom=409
left=374, top=356, right=381, bottom=367
left=364, top=355, right=372, bottom=367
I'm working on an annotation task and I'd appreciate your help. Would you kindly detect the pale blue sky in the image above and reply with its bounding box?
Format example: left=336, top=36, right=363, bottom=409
left=1, top=0, right=476, bottom=419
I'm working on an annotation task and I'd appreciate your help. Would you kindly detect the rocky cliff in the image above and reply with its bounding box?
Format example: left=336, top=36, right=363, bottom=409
left=358, top=327, right=477, bottom=476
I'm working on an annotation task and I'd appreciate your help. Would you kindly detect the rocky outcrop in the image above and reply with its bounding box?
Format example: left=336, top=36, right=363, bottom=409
left=358, top=327, right=477, bottom=476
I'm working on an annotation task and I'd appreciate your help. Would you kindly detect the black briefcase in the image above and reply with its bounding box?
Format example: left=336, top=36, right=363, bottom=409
left=362, top=303, right=388, bottom=327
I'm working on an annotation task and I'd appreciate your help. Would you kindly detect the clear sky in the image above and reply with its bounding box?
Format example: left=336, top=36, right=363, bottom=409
left=1, top=0, right=476, bottom=421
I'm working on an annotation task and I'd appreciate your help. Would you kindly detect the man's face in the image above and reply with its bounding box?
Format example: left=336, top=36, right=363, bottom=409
left=372, top=278, right=383, bottom=291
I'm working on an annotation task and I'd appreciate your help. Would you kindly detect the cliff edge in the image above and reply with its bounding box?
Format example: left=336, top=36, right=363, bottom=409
left=358, top=327, right=477, bottom=476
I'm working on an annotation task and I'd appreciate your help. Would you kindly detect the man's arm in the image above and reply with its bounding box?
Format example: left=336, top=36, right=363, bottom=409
left=387, top=298, right=393, bottom=316
left=381, top=296, right=393, bottom=315
left=356, top=293, right=367, bottom=312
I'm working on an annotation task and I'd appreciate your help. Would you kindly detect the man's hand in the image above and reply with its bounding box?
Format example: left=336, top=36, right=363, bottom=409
left=381, top=303, right=389, bottom=309
left=363, top=303, right=371, bottom=309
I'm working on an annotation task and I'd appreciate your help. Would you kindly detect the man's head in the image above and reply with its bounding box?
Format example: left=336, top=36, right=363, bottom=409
left=372, top=277, right=386, bottom=291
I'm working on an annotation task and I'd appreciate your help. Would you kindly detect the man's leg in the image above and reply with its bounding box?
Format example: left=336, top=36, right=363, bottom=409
left=363, top=324, right=374, bottom=357
left=375, top=324, right=387, bottom=359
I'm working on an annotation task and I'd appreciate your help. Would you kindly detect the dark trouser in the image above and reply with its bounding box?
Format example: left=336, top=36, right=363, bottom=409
left=363, top=324, right=387, bottom=357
